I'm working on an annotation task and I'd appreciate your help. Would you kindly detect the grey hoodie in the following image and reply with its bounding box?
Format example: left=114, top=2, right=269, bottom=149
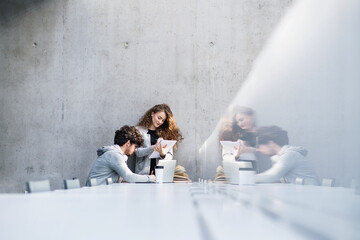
left=86, top=145, right=151, bottom=186
left=255, top=145, right=320, bottom=185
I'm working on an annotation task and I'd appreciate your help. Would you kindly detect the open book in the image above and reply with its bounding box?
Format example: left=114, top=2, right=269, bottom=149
left=149, top=140, right=177, bottom=158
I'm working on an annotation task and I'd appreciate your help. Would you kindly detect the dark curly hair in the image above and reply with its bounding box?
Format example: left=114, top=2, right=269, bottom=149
left=137, top=104, right=183, bottom=147
left=114, top=125, right=144, bottom=147
left=257, top=126, right=289, bottom=147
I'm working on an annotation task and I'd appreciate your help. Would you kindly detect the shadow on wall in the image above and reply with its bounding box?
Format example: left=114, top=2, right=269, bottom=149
left=199, top=0, right=360, bottom=186
left=0, top=0, right=48, bottom=26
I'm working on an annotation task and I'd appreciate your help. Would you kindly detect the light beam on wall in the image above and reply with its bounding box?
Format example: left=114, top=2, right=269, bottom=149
left=199, top=0, right=360, bottom=186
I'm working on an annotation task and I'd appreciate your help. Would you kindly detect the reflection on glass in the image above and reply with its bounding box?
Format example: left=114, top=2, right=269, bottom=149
left=219, top=107, right=260, bottom=172
left=255, top=125, right=320, bottom=185
left=199, top=0, right=360, bottom=187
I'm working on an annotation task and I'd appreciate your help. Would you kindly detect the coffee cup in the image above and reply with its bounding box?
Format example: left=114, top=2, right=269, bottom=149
left=155, top=166, right=164, bottom=184
left=238, top=167, right=255, bottom=185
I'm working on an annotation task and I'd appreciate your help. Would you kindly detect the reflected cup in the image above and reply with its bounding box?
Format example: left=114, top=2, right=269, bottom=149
left=238, top=167, right=255, bottom=185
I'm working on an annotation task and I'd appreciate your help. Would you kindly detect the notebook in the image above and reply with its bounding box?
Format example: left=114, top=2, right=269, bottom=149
left=148, top=140, right=177, bottom=158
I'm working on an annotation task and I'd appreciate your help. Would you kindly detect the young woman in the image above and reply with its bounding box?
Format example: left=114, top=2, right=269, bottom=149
left=134, top=104, right=183, bottom=175
left=218, top=107, right=257, bottom=168
left=218, top=106, right=271, bottom=173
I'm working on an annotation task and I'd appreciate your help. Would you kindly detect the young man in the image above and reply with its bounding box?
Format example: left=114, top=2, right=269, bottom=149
left=86, top=125, right=156, bottom=185
left=254, top=126, right=319, bottom=185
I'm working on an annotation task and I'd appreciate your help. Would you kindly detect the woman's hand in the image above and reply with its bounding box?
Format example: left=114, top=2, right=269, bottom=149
left=152, top=138, right=168, bottom=158
left=234, top=140, right=243, bottom=158
left=234, top=140, right=255, bottom=158
left=152, top=138, right=162, bottom=151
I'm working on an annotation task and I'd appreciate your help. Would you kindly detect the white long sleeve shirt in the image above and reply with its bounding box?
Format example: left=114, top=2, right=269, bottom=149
left=255, top=145, right=319, bottom=185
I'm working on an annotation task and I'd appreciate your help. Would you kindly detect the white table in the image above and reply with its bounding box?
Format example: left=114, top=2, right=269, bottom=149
left=0, top=183, right=201, bottom=240
left=190, top=183, right=360, bottom=240
left=0, top=183, right=359, bottom=240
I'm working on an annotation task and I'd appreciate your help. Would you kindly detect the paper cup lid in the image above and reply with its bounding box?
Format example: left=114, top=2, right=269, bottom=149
left=239, top=168, right=255, bottom=171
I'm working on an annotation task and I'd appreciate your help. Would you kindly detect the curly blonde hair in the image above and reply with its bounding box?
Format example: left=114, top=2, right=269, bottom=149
left=137, top=104, right=183, bottom=147
left=218, top=106, right=256, bottom=147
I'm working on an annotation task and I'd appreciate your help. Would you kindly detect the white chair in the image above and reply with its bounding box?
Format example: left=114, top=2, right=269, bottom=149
left=26, top=180, right=51, bottom=193
left=351, top=179, right=360, bottom=194
left=350, top=179, right=360, bottom=189
left=322, top=178, right=335, bottom=187
left=64, top=179, right=81, bottom=189
left=106, top=178, right=113, bottom=185
left=295, top=178, right=304, bottom=185
left=89, top=178, right=97, bottom=187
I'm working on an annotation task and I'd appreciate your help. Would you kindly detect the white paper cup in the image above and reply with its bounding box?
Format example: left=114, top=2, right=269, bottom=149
left=239, top=168, right=255, bottom=185
left=155, top=166, right=164, bottom=184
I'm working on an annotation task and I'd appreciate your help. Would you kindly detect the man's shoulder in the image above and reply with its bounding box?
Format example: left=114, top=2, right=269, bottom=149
left=281, top=150, right=305, bottom=158
left=281, top=145, right=307, bottom=156
left=99, top=152, right=127, bottom=167
left=280, top=149, right=307, bottom=164
left=101, top=148, right=125, bottom=160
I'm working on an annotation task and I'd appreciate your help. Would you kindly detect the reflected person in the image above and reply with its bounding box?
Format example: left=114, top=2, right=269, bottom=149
left=219, top=106, right=271, bottom=172
left=86, top=125, right=156, bottom=185
left=255, top=126, right=319, bottom=185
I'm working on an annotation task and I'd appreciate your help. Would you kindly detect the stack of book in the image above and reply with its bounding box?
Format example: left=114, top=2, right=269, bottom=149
left=214, top=166, right=228, bottom=183
left=173, top=165, right=192, bottom=183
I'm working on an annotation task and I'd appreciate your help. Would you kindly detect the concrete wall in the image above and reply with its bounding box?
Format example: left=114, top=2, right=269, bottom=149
left=0, top=0, right=293, bottom=192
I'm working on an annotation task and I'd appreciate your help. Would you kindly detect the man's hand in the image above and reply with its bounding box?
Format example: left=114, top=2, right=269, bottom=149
left=149, top=175, right=156, bottom=182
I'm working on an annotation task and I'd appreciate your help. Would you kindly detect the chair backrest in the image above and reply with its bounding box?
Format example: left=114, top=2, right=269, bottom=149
left=351, top=179, right=360, bottom=189
left=89, top=178, right=97, bottom=187
left=64, top=179, right=81, bottom=189
left=351, top=179, right=360, bottom=194
left=322, top=178, right=335, bottom=187
left=26, top=180, right=51, bottom=193
left=295, top=178, right=304, bottom=185
left=106, top=178, right=113, bottom=185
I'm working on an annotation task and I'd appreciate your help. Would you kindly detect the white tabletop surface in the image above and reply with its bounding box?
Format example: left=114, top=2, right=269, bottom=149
left=0, top=182, right=359, bottom=240
left=190, top=183, right=360, bottom=240
left=0, top=183, right=201, bottom=240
